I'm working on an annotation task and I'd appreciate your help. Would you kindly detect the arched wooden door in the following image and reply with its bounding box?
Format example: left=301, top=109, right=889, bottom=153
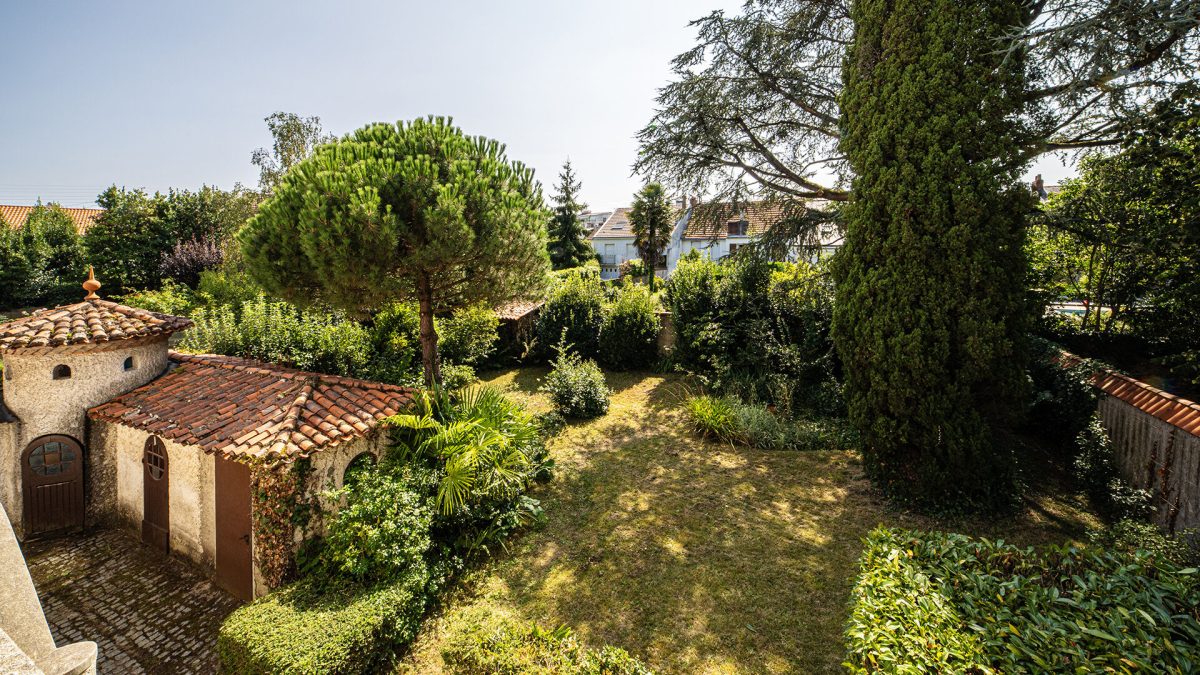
left=21, top=435, right=85, bottom=536
left=142, top=436, right=170, bottom=552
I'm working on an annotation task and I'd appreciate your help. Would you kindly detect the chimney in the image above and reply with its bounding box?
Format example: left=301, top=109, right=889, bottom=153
left=690, top=196, right=699, bottom=208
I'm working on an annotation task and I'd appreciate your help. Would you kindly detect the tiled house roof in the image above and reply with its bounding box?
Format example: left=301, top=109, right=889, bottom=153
left=89, top=352, right=416, bottom=464
left=495, top=300, right=544, bottom=321
left=0, top=300, right=193, bottom=351
left=590, top=208, right=635, bottom=239
left=683, top=203, right=784, bottom=239
left=0, top=205, right=104, bottom=233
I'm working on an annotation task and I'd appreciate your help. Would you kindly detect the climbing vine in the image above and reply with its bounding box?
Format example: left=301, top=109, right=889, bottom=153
left=250, top=458, right=315, bottom=589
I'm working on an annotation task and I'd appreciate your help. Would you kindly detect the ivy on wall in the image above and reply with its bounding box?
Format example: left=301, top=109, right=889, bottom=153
left=250, top=459, right=315, bottom=589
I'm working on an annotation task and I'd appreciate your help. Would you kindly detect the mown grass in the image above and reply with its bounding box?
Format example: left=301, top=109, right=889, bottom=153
left=399, top=369, right=1101, bottom=674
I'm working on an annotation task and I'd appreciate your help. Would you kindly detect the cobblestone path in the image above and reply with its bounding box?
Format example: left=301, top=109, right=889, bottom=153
left=22, top=528, right=241, bottom=674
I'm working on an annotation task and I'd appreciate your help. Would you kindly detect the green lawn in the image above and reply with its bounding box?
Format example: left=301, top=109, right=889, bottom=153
left=400, top=368, right=1100, bottom=674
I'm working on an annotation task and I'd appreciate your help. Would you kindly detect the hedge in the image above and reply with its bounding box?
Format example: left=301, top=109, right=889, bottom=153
left=846, top=528, right=1200, bottom=673
left=216, top=574, right=428, bottom=674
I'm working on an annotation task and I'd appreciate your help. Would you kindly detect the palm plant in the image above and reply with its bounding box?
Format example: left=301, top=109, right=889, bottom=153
left=387, top=387, right=541, bottom=515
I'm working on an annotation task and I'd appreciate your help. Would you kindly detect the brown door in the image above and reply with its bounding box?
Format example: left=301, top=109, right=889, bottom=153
left=21, top=435, right=85, bottom=536
left=141, top=436, right=170, bottom=552
left=215, top=455, right=253, bottom=601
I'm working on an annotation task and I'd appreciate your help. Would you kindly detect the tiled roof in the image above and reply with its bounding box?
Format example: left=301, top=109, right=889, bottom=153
left=0, top=205, right=104, bottom=233
left=1061, top=352, right=1200, bottom=438
left=89, top=352, right=416, bottom=464
left=0, top=300, right=192, bottom=351
left=495, top=300, right=544, bottom=321
left=590, top=208, right=635, bottom=239
left=683, top=202, right=783, bottom=239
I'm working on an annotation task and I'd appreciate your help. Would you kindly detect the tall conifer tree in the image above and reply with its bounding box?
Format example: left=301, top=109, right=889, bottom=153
left=833, top=0, right=1032, bottom=509
left=547, top=160, right=594, bottom=269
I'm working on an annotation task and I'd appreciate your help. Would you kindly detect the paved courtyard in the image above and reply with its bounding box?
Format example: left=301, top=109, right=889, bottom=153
left=21, top=528, right=241, bottom=674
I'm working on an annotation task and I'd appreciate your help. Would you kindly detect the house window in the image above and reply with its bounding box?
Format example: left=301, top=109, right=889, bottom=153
left=52, top=365, right=72, bottom=380
left=123, top=356, right=135, bottom=371
left=728, top=243, right=744, bottom=256
left=727, top=219, right=749, bottom=236
left=28, top=440, right=77, bottom=477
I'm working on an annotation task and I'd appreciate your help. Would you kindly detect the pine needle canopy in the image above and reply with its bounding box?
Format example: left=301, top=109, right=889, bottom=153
left=238, top=116, right=551, bottom=317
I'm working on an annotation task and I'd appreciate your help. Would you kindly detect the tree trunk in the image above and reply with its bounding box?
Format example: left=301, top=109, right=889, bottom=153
left=417, top=274, right=441, bottom=387
left=646, top=217, right=656, bottom=287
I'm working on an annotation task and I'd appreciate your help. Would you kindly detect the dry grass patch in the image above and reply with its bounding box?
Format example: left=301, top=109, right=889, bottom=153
left=400, top=369, right=1100, bottom=674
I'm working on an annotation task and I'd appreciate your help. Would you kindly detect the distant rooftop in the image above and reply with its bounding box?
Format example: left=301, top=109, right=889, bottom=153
left=0, top=204, right=104, bottom=233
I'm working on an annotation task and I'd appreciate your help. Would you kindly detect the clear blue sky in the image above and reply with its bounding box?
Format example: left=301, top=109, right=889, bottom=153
left=0, top=0, right=1072, bottom=210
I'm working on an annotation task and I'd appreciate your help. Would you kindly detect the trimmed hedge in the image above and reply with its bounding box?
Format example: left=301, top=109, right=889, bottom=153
left=443, top=619, right=654, bottom=674
left=216, top=575, right=428, bottom=675
left=846, top=528, right=1200, bottom=673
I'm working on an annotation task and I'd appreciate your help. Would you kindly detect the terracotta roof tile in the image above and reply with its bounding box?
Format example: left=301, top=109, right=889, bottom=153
left=0, top=204, right=104, bottom=233
left=89, top=352, right=417, bottom=464
left=1061, top=351, right=1200, bottom=438
left=589, top=207, right=636, bottom=239
left=495, top=300, right=544, bottom=321
left=683, top=202, right=783, bottom=240
left=0, top=299, right=192, bottom=351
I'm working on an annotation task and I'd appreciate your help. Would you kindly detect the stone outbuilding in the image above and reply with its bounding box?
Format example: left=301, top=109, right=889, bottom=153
left=0, top=271, right=414, bottom=601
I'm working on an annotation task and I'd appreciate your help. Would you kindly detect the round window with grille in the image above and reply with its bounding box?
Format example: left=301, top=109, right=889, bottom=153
left=28, top=441, right=77, bottom=477
left=144, top=438, right=167, bottom=480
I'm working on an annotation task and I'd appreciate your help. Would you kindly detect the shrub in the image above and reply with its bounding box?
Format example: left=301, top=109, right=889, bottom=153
left=216, top=574, right=429, bottom=675
left=195, top=265, right=265, bottom=310
left=366, top=301, right=422, bottom=383
left=441, top=363, right=479, bottom=390
left=537, top=274, right=605, bottom=360
left=160, top=236, right=224, bottom=287
left=1074, top=414, right=1153, bottom=521
left=1090, top=520, right=1200, bottom=567
left=181, top=295, right=372, bottom=378
left=320, top=469, right=433, bottom=584
left=443, top=618, right=654, bottom=675
left=599, top=284, right=661, bottom=370
left=541, top=347, right=610, bottom=419
left=619, top=257, right=648, bottom=281
left=120, top=278, right=195, bottom=316
left=845, top=528, right=1200, bottom=673
left=685, top=395, right=740, bottom=443
left=438, top=304, right=500, bottom=368
left=685, top=394, right=856, bottom=451
left=1025, top=336, right=1100, bottom=446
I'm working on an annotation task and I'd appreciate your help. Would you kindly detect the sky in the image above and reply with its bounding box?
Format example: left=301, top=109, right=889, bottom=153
left=0, top=0, right=1075, bottom=211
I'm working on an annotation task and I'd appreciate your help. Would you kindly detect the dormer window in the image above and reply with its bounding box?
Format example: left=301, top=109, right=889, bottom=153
left=52, top=365, right=72, bottom=380
left=727, top=219, right=749, bottom=236
left=123, top=356, right=135, bottom=371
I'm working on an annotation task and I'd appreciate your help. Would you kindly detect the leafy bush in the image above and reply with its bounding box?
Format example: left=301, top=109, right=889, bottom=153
left=216, top=574, right=429, bottom=675
left=366, top=301, right=423, bottom=383
left=1074, top=414, right=1154, bottom=521
left=685, top=395, right=856, bottom=451
left=846, top=528, right=1200, bottom=674
left=438, top=304, right=500, bottom=368
left=0, top=204, right=86, bottom=308
left=320, top=469, right=433, bottom=584
left=1025, top=337, right=1100, bottom=446
left=666, top=254, right=837, bottom=414
left=121, top=278, right=195, bottom=316
left=1090, top=519, right=1200, bottom=567
left=541, top=347, right=610, bottom=419
left=181, top=295, right=373, bottom=377
left=443, top=618, right=654, bottom=675
left=195, top=265, right=265, bottom=310
left=441, top=363, right=479, bottom=390
left=160, top=236, right=224, bottom=287
left=537, top=274, right=605, bottom=360
left=619, top=257, right=648, bottom=281
left=599, top=284, right=660, bottom=370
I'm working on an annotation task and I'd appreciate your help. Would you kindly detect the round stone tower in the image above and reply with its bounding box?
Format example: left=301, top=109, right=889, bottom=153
left=0, top=269, right=192, bottom=536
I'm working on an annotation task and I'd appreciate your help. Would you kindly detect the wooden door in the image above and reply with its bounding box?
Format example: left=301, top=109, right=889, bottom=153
left=141, top=436, right=170, bottom=552
left=215, top=455, right=253, bottom=601
left=21, top=435, right=85, bottom=536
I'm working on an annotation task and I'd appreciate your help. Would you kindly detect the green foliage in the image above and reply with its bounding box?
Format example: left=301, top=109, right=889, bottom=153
left=320, top=468, right=433, bottom=584
left=833, top=0, right=1032, bottom=510
left=845, top=528, right=1200, bottom=673
left=628, top=183, right=673, bottom=276
left=547, top=160, right=594, bottom=270
left=536, top=274, right=605, bottom=360
left=443, top=618, right=654, bottom=675
left=666, top=254, right=837, bottom=414
left=440, top=363, right=479, bottom=390
left=366, top=301, right=423, bottom=384
left=120, top=278, right=196, bottom=316
left=685, top=395, right=856, bottom=451
left=1024, top=338, right=1100, bottom=446
left=1089, top=520, right=1200, bottom=567
left=541, top=346, right=610, bottom=419
left=181, top=295, right=372, bottom=378
left=0, top=203, right=86, bottom=308
left=194, top=264, right=265, bottom=310
left=437, top=304, right=500, bottom=368
left=251, top=111, right=335, bottom=193
left=598, top=284, right=660, bottom=370
left=216, top=575, right=428, bottom=675
left=239, top=116, right=551, bottom=386
left=85, top=185, right=258, bottom=294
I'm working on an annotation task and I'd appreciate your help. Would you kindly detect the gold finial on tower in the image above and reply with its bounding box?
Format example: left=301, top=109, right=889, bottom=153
left=83, top=266, right=101, bottom=300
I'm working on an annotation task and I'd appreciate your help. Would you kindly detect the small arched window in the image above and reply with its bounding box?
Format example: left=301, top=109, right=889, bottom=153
left=52, top=364, right=72, bottom=380
left=343, top=452, right=376, bottom=485
left=123, top=356, right=135, bottom=371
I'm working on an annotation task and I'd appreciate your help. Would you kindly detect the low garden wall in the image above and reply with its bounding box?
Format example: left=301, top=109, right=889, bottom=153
left=1091, top=369, right=1200, bottom=532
